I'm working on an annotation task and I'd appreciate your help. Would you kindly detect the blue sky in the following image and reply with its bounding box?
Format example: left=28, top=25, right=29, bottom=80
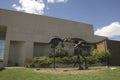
left=0, top=0, right=120, bottom=40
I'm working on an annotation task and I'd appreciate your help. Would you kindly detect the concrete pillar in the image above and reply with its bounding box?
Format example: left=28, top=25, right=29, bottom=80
left=4, top=40, right=10, bottom=66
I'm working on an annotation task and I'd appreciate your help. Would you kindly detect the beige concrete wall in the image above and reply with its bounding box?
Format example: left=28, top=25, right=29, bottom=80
left=0, top=9, right=94, bottom=42
left=0, top=9, right=97, bottom=66
left=34, top=43, right=51, bottom=57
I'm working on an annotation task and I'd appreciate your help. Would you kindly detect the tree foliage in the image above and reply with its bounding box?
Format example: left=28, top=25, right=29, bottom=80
left=91, top=49, right=111, bottom=63
left=50, top=48, right=68, bottom=57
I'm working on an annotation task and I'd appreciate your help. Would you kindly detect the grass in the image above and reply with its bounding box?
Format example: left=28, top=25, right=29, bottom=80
left=0, top=67, right=120, bottom=80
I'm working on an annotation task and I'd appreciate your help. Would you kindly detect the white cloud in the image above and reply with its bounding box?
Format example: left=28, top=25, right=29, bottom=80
left=12, top=0, right=45, bottom=15
left=95, top=22, right=120, bottom=38
left=47, top=0, right=68, bottom=3
left=12, top=4, right=21, bottom=11
left=12, top=0, right=69, bottom=14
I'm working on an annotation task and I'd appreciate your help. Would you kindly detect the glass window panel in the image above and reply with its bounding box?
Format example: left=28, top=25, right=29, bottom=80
left=0, top=40, right=5, bottom=59
left=0, top=49, right=4, bottom=59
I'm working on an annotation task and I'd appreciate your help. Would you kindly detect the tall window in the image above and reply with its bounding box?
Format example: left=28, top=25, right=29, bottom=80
left=0, top=40, right=5, bottom=59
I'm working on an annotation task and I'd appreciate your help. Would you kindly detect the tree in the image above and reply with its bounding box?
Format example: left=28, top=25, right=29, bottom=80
left=91, top=49, right=111, bottom=67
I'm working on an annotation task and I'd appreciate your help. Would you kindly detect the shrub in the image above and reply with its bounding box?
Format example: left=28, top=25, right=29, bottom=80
left=50, top=48, right=68, bottom=58
left=33, top=56, right=52, bottom=67
left=86, top=55, right=98, bottom=65
left=23, top=57, right=34, bottom=68
left=62, top=57, right=72, bottom=64
left=91, top=49, right=111, bottom=63
left=70, top=56, right=78, bottom=63
left=55, top=57, right=63, bottom=63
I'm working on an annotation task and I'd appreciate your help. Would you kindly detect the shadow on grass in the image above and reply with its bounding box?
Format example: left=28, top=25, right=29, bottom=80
left=0, top=67, right=5, bottom=71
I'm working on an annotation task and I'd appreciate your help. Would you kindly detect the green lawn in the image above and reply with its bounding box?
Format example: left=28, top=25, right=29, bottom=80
left=0, top=67, right=120, bottom=80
